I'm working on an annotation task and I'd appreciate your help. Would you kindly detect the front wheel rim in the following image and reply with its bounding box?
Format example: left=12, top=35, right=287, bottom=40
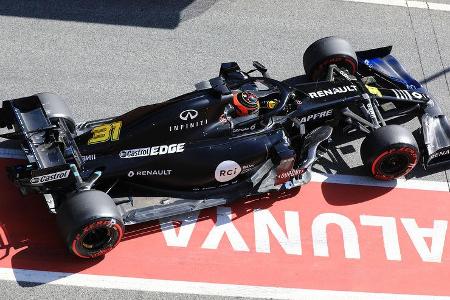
left=379, top=153, right=410, bottom=176
left=372, top=147, right=419, bottom=180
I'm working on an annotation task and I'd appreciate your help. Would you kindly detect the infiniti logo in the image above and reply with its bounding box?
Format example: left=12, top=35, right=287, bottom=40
left=179, top=109, right=198, bottom=121
left=170, top=109, right=207, bottom=132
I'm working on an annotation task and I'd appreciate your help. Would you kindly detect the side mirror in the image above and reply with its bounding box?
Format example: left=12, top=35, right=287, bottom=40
left=252, top=61, right=270, bottom=78
left=252, top=61, right=267, bottom=73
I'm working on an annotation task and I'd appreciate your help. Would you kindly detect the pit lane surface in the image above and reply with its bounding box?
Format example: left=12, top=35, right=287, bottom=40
left=0, top=0, right=450, bottom=299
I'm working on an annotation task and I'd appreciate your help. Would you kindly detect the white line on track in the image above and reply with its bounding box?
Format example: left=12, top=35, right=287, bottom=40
left=1, top=267, right=450, bottom=300
left=311, top=172, right=450, bottom=191
left=341, top=0, right=450, bottom=12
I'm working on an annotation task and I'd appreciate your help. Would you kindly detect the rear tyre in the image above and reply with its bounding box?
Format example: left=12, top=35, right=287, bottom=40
left=360, top=125, right=419, bottom=180
left=303, top=36, right=358, bottom=81
left=56, top=190, right=124, bottom=258
left=36, top=92, right=76, bottom=133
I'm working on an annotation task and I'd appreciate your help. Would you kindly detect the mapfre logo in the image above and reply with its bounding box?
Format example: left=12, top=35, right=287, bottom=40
left=179, top=109, right=198, bottom=121
left=215, top=160, right=242, bottom=183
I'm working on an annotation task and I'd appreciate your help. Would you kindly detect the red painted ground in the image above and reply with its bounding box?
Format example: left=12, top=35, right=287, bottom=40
left=0, top=159, right=449, bottom=296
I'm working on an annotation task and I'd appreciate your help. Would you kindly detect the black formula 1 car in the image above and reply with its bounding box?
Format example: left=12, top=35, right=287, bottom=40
left=1, top=37, right=449, bottom=258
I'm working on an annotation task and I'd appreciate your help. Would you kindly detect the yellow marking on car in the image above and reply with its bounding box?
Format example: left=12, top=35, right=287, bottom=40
left=366, top=85, right=382, bottom=97
left=267, top=99, right=278, bottom=109
left=88, top=121, right=123, bottom=145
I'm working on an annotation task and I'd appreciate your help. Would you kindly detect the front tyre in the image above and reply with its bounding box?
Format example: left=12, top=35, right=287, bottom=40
left=360, top=125, right=419, bottom=180
left=303, top=36, right=358, bottom=81
left=56, top=190, right=124, bottom=258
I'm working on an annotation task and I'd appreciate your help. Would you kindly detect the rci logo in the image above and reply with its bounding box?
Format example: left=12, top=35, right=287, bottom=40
left=179, top=109, right=198, bottom=121
left=215, top=160, right=242, bottom=183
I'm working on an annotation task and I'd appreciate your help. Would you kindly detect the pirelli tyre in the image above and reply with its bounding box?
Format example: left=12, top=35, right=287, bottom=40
left=303, top=36, right=358, bottom=81
left=56, top=190, right=124, bottom=258
left=360, top=125, right=420, bottom=180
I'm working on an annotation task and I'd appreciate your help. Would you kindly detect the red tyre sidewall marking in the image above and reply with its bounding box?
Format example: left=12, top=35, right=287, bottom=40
left=371, top=146, right=419, bottom=180
left=71, top=219, right=124, bottom=259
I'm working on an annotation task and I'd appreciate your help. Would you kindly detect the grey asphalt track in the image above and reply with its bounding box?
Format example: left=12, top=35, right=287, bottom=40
left=1, top=280, right=259, bottom=300
left=0, top=0, right=449, bottom=298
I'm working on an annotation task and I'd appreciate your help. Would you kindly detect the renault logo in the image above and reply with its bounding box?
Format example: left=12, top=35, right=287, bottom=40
left=179, top=109, right=198, bottom=121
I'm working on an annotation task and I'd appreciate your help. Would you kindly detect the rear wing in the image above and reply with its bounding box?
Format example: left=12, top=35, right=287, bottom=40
left=1, top=95, right=82, bottom=191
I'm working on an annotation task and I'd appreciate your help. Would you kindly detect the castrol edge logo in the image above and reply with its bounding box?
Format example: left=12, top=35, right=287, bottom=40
left=119, top=143, right=185, bottom=159
left=30, top=170, right=70, bottom=184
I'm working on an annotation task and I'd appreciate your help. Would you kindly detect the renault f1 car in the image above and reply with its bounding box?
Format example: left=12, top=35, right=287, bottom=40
left=1, top=36, right=449, bottom=258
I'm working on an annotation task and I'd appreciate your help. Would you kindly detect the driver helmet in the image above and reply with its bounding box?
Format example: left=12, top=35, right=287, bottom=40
left=232, top=91, right=260, bottom=116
